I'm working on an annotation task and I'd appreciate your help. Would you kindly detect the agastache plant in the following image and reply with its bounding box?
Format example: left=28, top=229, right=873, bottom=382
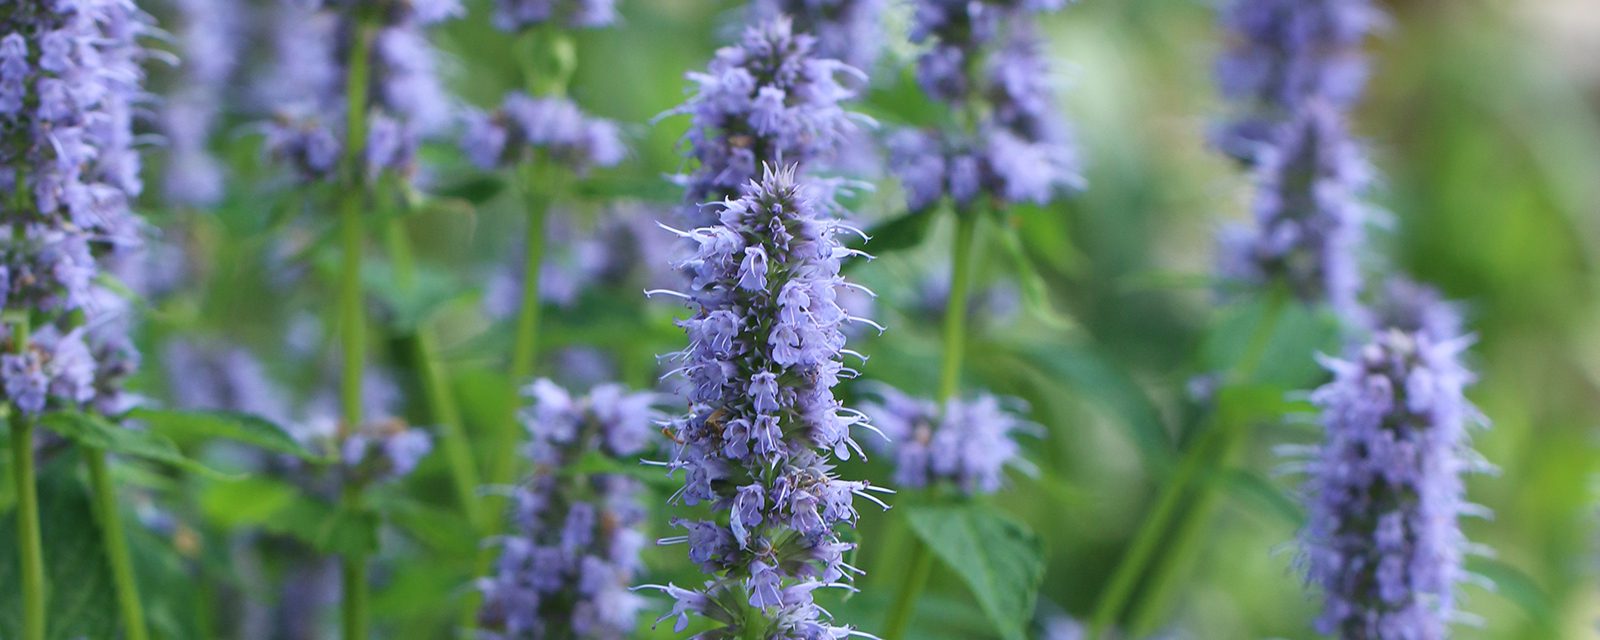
left=861, top=386, right=1035, bottom=496
left=667, top=18, right=865, bottom=228
left=1293, top=290, right=1488, bottom=638
left=747, top=0, right=886, bottom=72
left=1213, top=0, right=1383, bottom=315
left=889, top=0, right=1082, bottom=213
left=259, top=1, right=462, bottom=637
left=0, top=1, right=155, bottom=638
left=477, top=379, right=655, bottom=639
left=642, top=164, right=888, bottom=638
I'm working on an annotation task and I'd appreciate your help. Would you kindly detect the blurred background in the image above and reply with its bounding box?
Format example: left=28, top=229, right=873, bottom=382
left=101, top=0, right=1600, bottom=638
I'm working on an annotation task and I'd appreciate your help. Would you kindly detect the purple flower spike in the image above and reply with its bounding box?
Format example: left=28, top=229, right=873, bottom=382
left=669, top=18, right=865, bottom=227
left=478, top=379, right=656, bottom=639
left=0, top=0, right=153, bottom=416
left=749, top=0, right=888, bottom=72
left=892, top=1, right=1082, bottom=211
left=1296, top=303, right=1489, bottom=638
left=862, top=386, right=1036, bottom=495
left=645, top=166, right=888, bottom=638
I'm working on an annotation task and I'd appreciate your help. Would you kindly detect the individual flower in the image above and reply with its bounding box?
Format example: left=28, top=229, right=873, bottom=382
left=749, top=0, right=887, bottom=72
left=1295, top=314, right=1488, bottom=638
left=861, top=386, right=1036, bottom=495
left=260, top=0, right=462, bottom=181
left=892, top=1, right=1082, bottom=211
left=643, top=166, right=887, bottom=638
left=477, top=379, right=656, bottom=639
left=1213, top=0, right=1383, bottom=162
left=668, top=18, right=865, bottom=227
left=1216, top=103, right=1368, bottom=313
left=461, top=93, right=625, bottom=173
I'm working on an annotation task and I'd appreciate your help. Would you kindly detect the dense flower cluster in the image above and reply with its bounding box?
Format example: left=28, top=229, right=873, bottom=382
left=748, top=0, right=886, bottom=72
left=1214, top=0, right=1383, bottom=162
left=1296, top=317, right=1486, bottom=638
left=644, top=166, right=886, bottom=638
left=160, top=0, right=240, bottom=207
left=261, top=0, right=461, bottom=181
left=478, top=379, right=655, bottom=639
left=461, top=93, right=624, bottom=172
left=0, top=0, right=151, bottom=416
left=668, top=19, right=864, bottom=227
left=492, top=0, right=615, bottom=32
left=890, top=0, right=1081, bottom=211
left=862, top=386, right=1034, bottom=495
left=1216, top=103, right=1368, bottom=312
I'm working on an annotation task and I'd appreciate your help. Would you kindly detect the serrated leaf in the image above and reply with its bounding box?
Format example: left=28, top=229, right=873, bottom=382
left=131, top=408, right=322, bottom=461
left=904, top=503, right=1044, bottom=640
left=37, top=412, right=238, bottom=480
left=0, top=459, right=118, bottom=639
left=197, top=477, right=376, bottom=556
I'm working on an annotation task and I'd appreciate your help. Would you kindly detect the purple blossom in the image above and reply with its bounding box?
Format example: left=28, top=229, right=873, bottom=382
left=644, top=166, right=887, bottom=638
left=160, top=0, right=242, bottom=207
left=0, top=0, right=152, bottom=416
left=340, top=419, right=434, bottom=483
left=749, top=0, right=887, bottom=72
left=261, top=0, right=460, bottom=181
left=478, top=379, right=655, bottom=639
left=492, top=0, right=616, bottom=32
left=461, top=93, right=625, bottom=172
left=1217, top=103, right=1368, bottom=313
left=1296, top=320, right=1488, bottom=639
left=669, top=18, right=865, bottom=227
left=1214, top=0, right=1383, bottom=162
left=862, top=386, right=1035, bottom=495
left=161, top=340, right=297, bottom=427
left=893, top=2, right=1082, bottom=210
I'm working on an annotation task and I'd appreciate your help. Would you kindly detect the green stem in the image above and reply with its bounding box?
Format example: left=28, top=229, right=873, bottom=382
left=337, top=20, right=375, bottom=640
left=881, top=211, right=980, bottom=640
left=340, top=484, right=369, bottom=640
left=1088, top=291, right=1289, bottom=638
left=381, top=206, right=484, bottom=531
left=85, top=449, right=148, bottom=640
left=12, top=412, right=45, bottom=640
left=508, top=162, right=548, bottom=393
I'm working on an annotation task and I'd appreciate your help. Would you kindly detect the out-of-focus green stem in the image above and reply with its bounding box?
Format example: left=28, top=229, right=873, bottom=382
left=381, top=200, right=484, bottom=531
left=12, top=401, right=45, bottom=640
left=1089, top=290, right=1288, bottom=638
left=86, top=449, right=148, bottom=640
left=882, top=210, right=980, bottom=640
left=338, top=19, right=375, bottom=640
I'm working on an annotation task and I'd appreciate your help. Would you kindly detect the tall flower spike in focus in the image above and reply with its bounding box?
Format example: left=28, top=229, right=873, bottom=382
left=642, top=166, right=888, bottom=638
left=668, top=18, right=865, bottom=227
left=1295, top=299, right=1489, bottom=638
left=862, top=386, right=1036, bottom=496
left=890, top=0, right=1082, bottom=213
left=748, top=0, right=887, bottom=72
left=478, top=379, right=656, bottom=639
left=1214, top=0, right=1384, bottom=162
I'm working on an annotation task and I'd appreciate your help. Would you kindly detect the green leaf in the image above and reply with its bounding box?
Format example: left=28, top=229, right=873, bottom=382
left=904, top=503, right=1045, bottom=640
left=196, top=477, right=376, bottom=556
left=994, top=217, right=1076, bottom=331
left=430, top=173, right=506, bottom=204
left=851, top=210, right=934, bottom=260
left=1014, top=343, right=1174, bottom=472
left=37, top=412, right=238, bottom=480
left=131, top=408, right=323, bottom=461
left=0, top=458, right=118, bottom=639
